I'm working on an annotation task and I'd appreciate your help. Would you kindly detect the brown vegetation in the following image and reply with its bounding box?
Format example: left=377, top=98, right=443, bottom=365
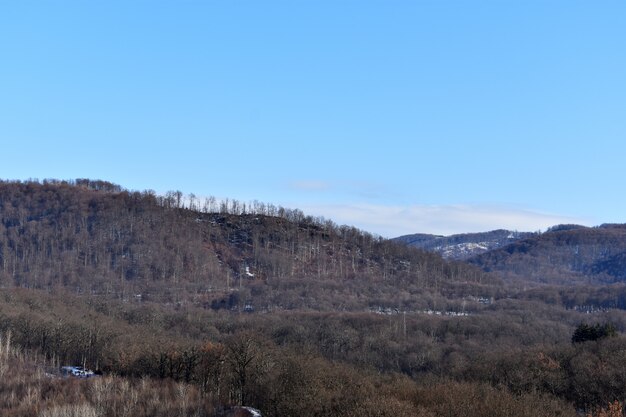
left=0, top=179, right=493, bottom=311
left=1, top=179, right=626, bottom=416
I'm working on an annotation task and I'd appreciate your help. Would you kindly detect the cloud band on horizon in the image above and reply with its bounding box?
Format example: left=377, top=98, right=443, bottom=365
left=296, top=203, right=592, bottom=238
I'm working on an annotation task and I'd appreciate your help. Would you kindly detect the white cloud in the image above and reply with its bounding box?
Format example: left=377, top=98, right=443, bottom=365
left=288, top=180, right=331, bottom=191
left=297, top=203, right=592, bottom=238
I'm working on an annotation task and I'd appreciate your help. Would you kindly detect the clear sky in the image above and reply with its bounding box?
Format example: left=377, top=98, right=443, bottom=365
left=1, top=1, right=625, bottom=237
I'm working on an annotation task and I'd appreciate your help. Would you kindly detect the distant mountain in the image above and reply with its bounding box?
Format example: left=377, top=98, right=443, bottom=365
left=467, top=224, right=626, bottom=285
left=394, top=229, right=535, bottom=260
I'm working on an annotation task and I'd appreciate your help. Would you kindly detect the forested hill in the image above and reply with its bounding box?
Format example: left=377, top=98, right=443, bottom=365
left=468, top=224, right=626, bottom=285
left=0, top=179, right=495, bottom=311
left=4, top=180, right=626, bottom=417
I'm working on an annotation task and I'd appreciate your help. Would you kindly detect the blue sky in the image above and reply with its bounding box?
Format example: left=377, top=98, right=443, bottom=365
left=1, top=1, right=625, bottom=237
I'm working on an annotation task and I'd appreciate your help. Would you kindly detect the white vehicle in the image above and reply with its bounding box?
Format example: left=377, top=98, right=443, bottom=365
left=60, top=366, right=95, bottom=378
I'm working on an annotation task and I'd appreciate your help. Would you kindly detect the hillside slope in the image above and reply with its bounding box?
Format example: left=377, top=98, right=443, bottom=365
left=468, top=224, right=626, bottom=285
left=0, top=179, right=495, bottom=311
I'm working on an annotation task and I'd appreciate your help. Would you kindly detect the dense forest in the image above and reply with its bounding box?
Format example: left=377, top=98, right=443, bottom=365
left=1, top=179, right=626, bottom=417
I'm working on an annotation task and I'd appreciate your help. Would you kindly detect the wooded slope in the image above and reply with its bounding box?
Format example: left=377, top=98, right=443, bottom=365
left=0, top=179, right=494, bottom=311
left=468, top=224, right=626, bottom=285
